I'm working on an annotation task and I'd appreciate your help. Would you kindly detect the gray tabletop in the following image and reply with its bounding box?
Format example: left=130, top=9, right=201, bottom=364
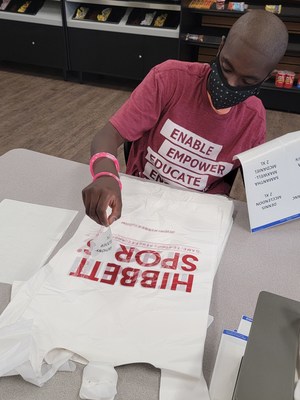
left=0, top=149, right=299, bottom=400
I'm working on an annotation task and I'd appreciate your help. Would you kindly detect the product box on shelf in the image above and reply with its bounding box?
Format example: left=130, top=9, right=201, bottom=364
left=72, top=4, right=127, bottom=23
left=126, top=8, right=180, bottom=29
left=2, top=0, right=45, bottom=14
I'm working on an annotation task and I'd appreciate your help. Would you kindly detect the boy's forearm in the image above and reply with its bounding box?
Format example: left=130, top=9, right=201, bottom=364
left=91, top=122, right=125, bottom=175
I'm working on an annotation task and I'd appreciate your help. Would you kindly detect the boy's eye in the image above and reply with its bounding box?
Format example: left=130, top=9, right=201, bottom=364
left=242, top=79, right=257, bottom=86
left=221, top=62, right=232, bottom=73
left=223, top=66, right=231, bottom=73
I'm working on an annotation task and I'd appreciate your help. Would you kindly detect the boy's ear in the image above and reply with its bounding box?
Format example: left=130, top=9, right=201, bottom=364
left=217, top=36, right=226, bottom=57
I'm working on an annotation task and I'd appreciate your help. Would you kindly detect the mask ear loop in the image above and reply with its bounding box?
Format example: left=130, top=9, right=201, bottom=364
left=216, top=35, right=226, bottom=57
left=263, top=71, right=274, bottom=84
left=209, top=36, right=225, bottom=68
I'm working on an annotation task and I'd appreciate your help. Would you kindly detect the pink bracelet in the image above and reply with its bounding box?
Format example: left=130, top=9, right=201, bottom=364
left=90, top=152, right=120, bottom=177
left=93, top=172, right=122, bottom=190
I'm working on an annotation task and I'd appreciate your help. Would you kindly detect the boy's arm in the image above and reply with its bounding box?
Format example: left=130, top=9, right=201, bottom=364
left=82, top=122, right=125, bottom=226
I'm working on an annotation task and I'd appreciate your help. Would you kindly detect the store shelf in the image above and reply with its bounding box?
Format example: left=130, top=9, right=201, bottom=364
left=286, top=42, right=300, bottom=55
left=259, top=81, right=300, bottom=113
left=66, top=0, right=179, bottom=78
left=262, top=80, right=300, bottom=94
left=66, top=3, right=179, bottom=37
left=0, top=0, right=62, bottom=26
left=67, top=0, right=180, bottom=11
left=182, top=3, right=300, bottom=19
left=181, top=34, right=300, bottom=62
left=277, top=6, right=300, bottom=18
left=181, top=6, right=244, bottom=15
left=180, top=34, right=220, bottom=47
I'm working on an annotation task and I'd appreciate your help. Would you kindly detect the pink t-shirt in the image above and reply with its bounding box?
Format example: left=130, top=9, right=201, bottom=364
left=110, top=60, right=266, bottom=195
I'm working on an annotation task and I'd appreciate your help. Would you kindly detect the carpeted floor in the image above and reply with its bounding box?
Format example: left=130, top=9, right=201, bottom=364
left=1, top=62, right=300, bottom=201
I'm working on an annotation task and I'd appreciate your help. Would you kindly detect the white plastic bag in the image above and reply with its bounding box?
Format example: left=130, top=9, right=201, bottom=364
left=0, top=176, right=234, bottom=399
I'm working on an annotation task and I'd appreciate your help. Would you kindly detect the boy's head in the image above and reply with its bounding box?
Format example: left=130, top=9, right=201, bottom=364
left=207, top=10, right=288, bottom=109
left=221, top=10, right=289, bottom=86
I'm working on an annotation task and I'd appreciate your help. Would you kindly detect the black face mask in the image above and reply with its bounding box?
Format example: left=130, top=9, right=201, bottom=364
left=207, top=58, right=262, bottom=110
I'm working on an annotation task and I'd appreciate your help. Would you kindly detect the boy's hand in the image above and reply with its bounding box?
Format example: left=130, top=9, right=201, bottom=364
left=82, top=176, right=122, bottom=226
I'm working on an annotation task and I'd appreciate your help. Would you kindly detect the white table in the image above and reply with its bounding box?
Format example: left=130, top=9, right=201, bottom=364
left=1, top=149, right=299, bottom=400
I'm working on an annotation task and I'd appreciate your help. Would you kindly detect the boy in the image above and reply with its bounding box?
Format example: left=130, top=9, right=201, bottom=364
left=82, top=10, right=288, bottom=226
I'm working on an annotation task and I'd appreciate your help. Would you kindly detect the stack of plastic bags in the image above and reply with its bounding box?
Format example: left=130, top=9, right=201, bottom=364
left=0, top=175, right=234, bottom=400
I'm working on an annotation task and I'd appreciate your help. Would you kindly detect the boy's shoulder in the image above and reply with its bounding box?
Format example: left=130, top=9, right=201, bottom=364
left=243, top=95, right=266, bottom=120
left=153, top=60, right=211, bottom=79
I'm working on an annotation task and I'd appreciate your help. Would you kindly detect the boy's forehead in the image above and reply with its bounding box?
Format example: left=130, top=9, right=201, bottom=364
left=222, top=36, right=274, bottom=76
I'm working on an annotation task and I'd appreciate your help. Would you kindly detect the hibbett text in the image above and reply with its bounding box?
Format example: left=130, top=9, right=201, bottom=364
left=69, top=244, right=200, bottom=293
